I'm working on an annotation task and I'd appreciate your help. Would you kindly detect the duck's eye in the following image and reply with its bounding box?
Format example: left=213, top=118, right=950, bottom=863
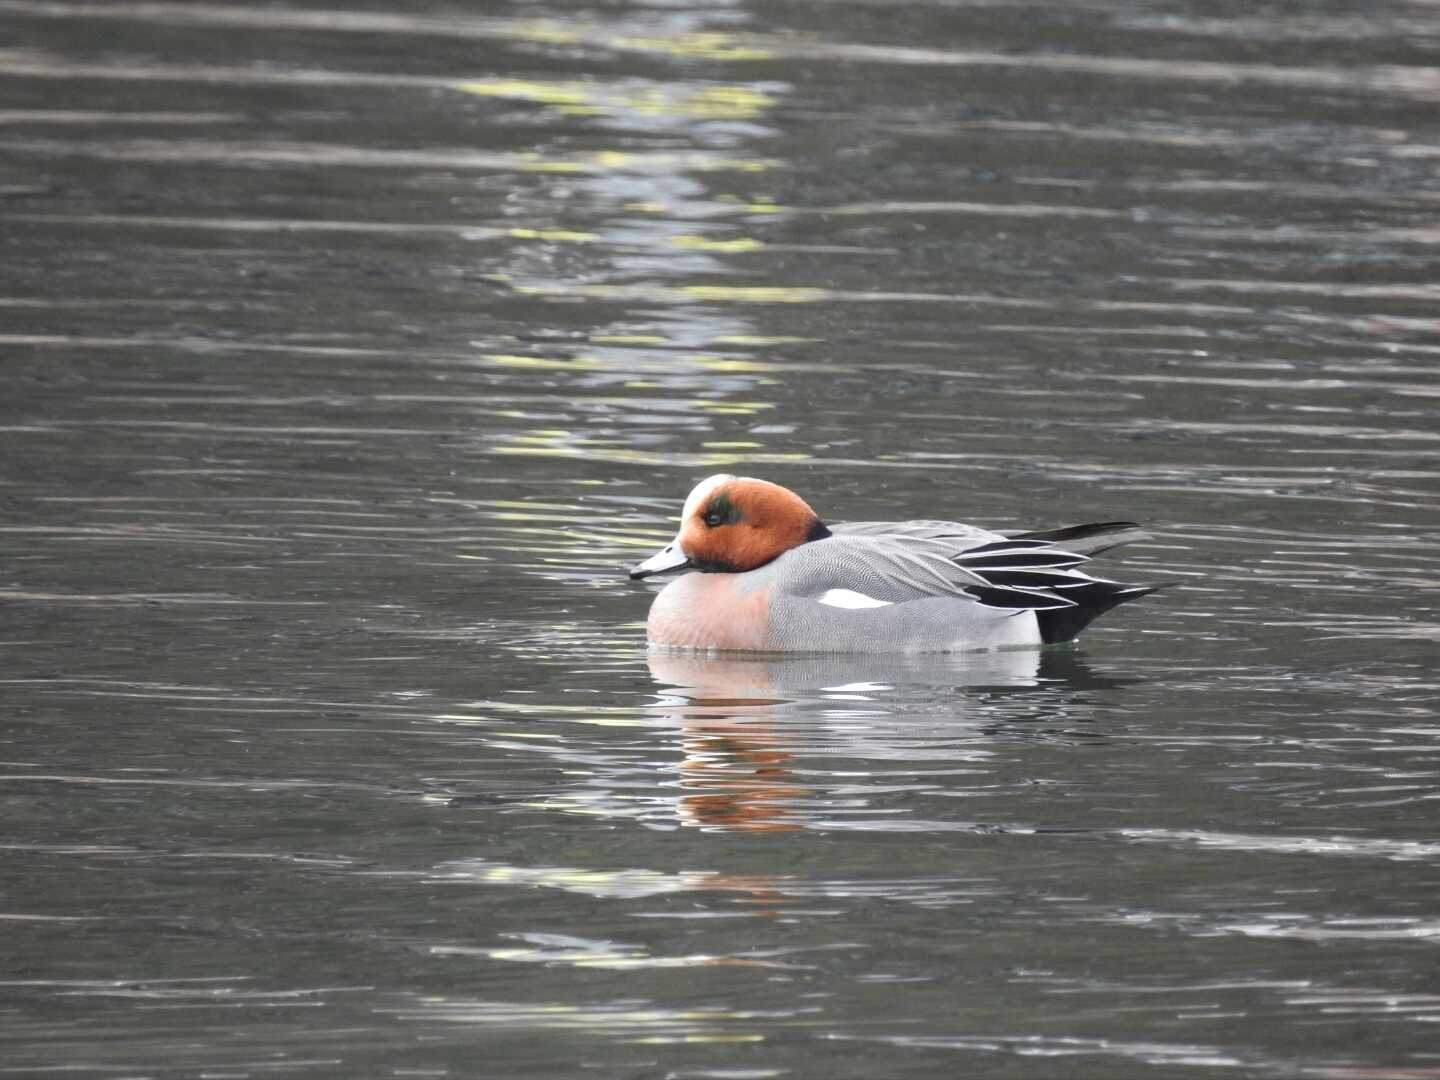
left=700, top=492, right=737, bottom=528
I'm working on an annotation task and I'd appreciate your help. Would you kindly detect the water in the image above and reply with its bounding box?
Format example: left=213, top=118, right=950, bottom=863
left=3, top=1, right=1439, bottom=1076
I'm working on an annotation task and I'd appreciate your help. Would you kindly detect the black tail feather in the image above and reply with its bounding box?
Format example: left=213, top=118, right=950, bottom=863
left=1035, top=582, right=1168, bottom=644
left=962, top=585, right=1076, bottom=611
left=1006, top=521, right=1148, bottom=557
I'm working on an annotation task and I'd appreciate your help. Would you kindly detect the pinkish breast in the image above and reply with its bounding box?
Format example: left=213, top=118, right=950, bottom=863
left=646, top=573, right=773, bottom=651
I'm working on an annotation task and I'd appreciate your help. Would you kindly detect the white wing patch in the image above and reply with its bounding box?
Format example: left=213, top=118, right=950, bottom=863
left=816, top=588, right=894, bottom=610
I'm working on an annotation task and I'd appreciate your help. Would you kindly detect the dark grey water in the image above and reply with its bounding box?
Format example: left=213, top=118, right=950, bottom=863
left=3, top=2, right=1440, bottom=1077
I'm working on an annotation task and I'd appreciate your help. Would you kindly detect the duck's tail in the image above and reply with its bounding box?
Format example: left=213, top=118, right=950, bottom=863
left=1003, top=521, right=1170, bottom=644
left=1032, top=580, right=1169, bottom=644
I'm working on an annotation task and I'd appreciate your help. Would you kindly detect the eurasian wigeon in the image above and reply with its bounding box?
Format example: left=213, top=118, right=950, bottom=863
left=629, top=474, right=1163, bottom=652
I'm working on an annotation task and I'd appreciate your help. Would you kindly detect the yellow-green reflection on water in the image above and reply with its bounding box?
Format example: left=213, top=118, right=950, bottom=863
left=671, top=235, right=767, bottom=253
left=458, top=79, right=776, bottom=121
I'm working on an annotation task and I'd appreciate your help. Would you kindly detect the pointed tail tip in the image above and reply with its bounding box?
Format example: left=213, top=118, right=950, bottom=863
left=1035, top=579, right=1176, bottom=644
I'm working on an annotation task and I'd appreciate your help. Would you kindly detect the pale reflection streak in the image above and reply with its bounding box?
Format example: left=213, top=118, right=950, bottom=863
left=1160, top=278, right=1440, bottom=302
left=0, top=138, right=775, bottom=175
left=0, top=843, right=355, bottom=870
left=0, top=48, right=467, bottom=91
left=0, top=296, right=273, bottom=312
left=819, top=199, right=1126, bottom=220
left=0, top=109, right=242, bottom=125
left=790, top=41, right=1440, bottom=101
left=0, top=590, right=318, bottom=605
left=1113, top=910, right=1440, bottom=946
left=830, top=1031, right=1245, bottom=1071
left=1120, top=828, right=1440, bottom=863
left=434, top=931, right=801, bottom=971
left=948, top=118, right=1412, bottom=154
left=491, top=281, right=1264, bottom=323
left=1179, top=224, right=1440, bottom=247
left=0, top=3, right=779, bottom=63
left=1128, top=177, right=1440, bottom=207
left=43, top=981, right=373, bottom=1003
left=428, top=854, right=1006, bottom=913
left=427, top=860, right=782, bottom=901
left=0, top=677, right=495, bottom=719
left=3, top=212, right=604, bottom=240
left=379, top=996, right=804, bottom=1044
left=5, top=2, right=1440, bottom=99
left=1120, top=12, right=1440, bottom=44
left=4, top=212, right=867, bottom=256
left=0, top=975, right=347, bottom=996
left=1062, top=371, right=1440, bottom=406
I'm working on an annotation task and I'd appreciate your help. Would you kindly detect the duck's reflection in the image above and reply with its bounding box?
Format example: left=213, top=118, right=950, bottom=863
left=647, top=647, right=1127, bottom=832
left=661, top=683, right=807, bottom=834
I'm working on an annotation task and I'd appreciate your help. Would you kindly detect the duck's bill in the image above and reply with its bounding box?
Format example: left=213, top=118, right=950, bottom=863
left=628, top=541, right=691, bottom=580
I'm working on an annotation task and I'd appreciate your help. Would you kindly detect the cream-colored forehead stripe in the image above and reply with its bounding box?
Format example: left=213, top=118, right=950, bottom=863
left=817, top=588, right=893, bottom=610
left=681, top=473, right=737, bottom=519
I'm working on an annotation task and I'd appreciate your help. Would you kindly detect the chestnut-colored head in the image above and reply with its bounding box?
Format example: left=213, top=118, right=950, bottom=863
left=628, top=474, right=831, bottom=580
left=676, top=474, right=829, bottom=573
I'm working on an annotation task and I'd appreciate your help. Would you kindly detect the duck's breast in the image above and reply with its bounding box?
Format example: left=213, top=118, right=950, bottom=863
left=646, top=571, right=774, bottom=650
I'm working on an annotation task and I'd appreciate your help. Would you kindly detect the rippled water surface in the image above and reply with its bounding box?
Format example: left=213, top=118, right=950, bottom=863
left=4, top=2, right=1440, bottom=1077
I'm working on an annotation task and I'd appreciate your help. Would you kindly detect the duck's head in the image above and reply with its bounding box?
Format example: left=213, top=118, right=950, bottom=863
left=629, top=474, right=831, bottom=579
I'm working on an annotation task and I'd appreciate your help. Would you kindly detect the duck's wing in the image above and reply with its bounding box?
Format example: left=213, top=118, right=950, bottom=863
left=785, top=532, right=1094, bottom=612
left=836, top=518, right=1150, bottom=555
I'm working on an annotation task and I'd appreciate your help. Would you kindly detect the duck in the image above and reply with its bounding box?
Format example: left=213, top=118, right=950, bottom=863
left=628, top=474, right=1163, bottom=653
